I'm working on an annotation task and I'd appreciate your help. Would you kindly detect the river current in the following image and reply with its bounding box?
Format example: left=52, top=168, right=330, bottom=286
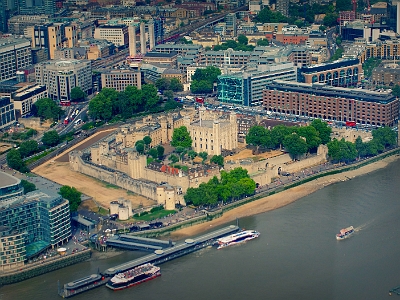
left=4, top=159, right=400, bottom=300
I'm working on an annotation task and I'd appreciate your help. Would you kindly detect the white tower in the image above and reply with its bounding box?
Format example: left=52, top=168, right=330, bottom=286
left=140, top=22, right=146, bottom=54
left=148, top=21, right=155, bottom=51
left=128, top=25, right=136, bottom=57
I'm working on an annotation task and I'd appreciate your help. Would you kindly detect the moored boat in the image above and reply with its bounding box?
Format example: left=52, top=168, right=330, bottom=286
left=106, top=263, right=160, bottom=291
left=336, top=226, right=354, bottom=240
left=216, top=230, right=260, bottom=249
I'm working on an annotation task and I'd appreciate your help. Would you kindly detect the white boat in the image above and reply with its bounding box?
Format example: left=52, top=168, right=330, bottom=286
left=336, top=226, right=354, bottom=240
left=216, top=230, right=260, bottom=249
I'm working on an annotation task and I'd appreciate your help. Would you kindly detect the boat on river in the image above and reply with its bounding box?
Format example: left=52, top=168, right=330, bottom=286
left=216, top=230, right=260, bottom=249
left=336, top=226, right=354, bottom=240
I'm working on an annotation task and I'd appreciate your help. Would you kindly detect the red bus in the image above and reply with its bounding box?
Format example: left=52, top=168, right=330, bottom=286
left=195, top=97, right=204, bottom=104
left=64, top=117, right=69, bottom=125
left=60, top=100, right=71, bottom=106
left=345, top=121, right=356, bottom=127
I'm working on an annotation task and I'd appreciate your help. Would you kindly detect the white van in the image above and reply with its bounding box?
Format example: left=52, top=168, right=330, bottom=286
left=74, top=119, right=82, bottom=125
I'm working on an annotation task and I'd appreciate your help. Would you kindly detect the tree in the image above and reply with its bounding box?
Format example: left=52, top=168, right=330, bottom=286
left=169, top=78, right=183, bottom=92
left=32, top=98, right=62, bottom=121
left=42, top=130, right=60, bottom=147
left=310, top=119, right=332, bottom=144
left=70, top=86, right=86, bottom=102
left=143, top=136, right=152, bottom=149
left=319, top=25, right=326, bottom=32
left=18, top=140, right=38, bottom=158
left=169, top=154, right=179, bottom=164
left=254, top=7, right=288, bottom=23
left=142, top=84, right=159, bottom=111
left=7, top=149, right=28, bottom=172
left=323, top=13, right=339, bottom=27
left=246, top=126, right=273, bottom=149
left=187, top=150, right=197, bottom=160
left=392, top=84, right=400, bottom=97
left=191, top=66, right=221, bottom=94
left=210, top=155, right=224, bottom=166
left=257, top=39, right=269, bottom=46
left=148, top=148, right=158, bottom=159
left=296, top=126, right=322, bottom=152
left=336, top=0, right=352, bottom=12
left=198, top=151, right=208, bottom=163
left=171, top=126, right=192, bottom=148
left=59, top=185, right=82, bottom=212
left=327, top=138, right=357, bottom=162
left=372, top=127, right=397, bottom=148
left=164, top=90, right=174, bottom=101
left=88, top=93, right=113, bottom=121
left=271, top=125, right=293, bottom=149
left=237, top=34, right=248, bottom=45
left=283, top=133, right=308, bottom=159
left=157, top=145, right=165, bottom=159
left=135, top=140, right=145, bottom=154
left=155, top=78, right=170, bottom=91
left=21, top=179, right=36, bottom=194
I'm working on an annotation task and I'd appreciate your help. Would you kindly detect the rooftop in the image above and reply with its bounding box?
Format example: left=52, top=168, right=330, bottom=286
left=0, top=172, right=20, bottom=188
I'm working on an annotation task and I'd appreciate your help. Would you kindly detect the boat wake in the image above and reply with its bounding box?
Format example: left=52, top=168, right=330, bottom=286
left=354, top=219, right=375, bottom=232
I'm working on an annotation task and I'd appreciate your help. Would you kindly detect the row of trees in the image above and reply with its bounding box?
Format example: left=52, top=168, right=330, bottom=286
left=213, top=35, right=254, bottom=52
left=59, top=185, right=82, bottom=212
left=155, top=78, right=183, bottom=93
left=327, top=127, right=397, bottom=163
left=246, top=119, right=332, bottom=158
left=184, top=167, right=256, bottom=206
left=88, top=85, right=160, bottom=121
left=32, top=98, right=63, bottom=121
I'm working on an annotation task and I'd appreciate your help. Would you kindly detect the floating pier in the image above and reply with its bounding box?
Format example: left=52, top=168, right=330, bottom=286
left=390, top=286, right=400, bottom=295
left=105, top=234, right=175, bottom=252
left=59, top=225, right=240, bottom=298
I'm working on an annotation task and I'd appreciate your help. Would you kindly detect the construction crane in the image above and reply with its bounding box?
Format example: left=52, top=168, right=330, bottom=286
left=366, top=0, right=371, bottom=11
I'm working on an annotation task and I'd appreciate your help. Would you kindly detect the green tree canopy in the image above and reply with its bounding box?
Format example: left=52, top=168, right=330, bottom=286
left=191, top=66, right=221, bottom=94
left=188, top=150, right=198, bottom=160
left=31, top=98, right=62, bottom=121
left=237, top=34, right=248, bottom=45
left=164, top=90, right=174, bottom=101
left=254, top=7, right=288, bottom=23
left=392, top=84, right=400, bottom=97
left=210, top=155, right=224, bottom=166
left=143, top=136, right=152, bottom=148
left=169, top=154, right=179, bottom=164
left=171, top=126, right=192, bottom=148
left=18, top=140, right=38, bottom=158
left=246, top=126, right=274, bottom=149
left=155, top=78, right=170, bottom=91
left=198, top=151, right=208, bottom=163
left=88, top=93, right=113, bottom=121
left=283, top=133, right=308, bottom=159
left=21, top=179, right=36, bottom=194
left=135, top=140, right=145, bottom=154
left=157, top=145, right=165, bottom=159
left=148, top=148, right=158, bottom=159
left=257, top=39, right=269, bottom=46
left=296, top=126, right=322, bottom=151
left=7, top=149, right=28, bottom=172
left=70, top=86, right=86, bottom=102
left=42, top=130, right=60, bottom=147
left=310, top=119, right=332, bottom=144
left=169, top=78, right=184, bottom=92
left=327, top=138, right=357, bottom=162
left=59, top=185, right=82, bottom=212
left=372, top=127, right=397, bottom=148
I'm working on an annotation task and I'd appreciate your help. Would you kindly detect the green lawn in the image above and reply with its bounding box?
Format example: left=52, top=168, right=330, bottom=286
left=133, top=209, right=176, bottom=222
left=98, top=207, right=109, bottom=215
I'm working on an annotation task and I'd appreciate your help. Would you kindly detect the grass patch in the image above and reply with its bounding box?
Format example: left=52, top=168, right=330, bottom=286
left=25, top=173, right=37, bottom=177
left=98, top=207, right=109, bottom=215
left=133, top=209, right=176, bottom=222
left=126, top=191, right=136, bottom=196
left=147, top=157, right=154, bottom=165
left=104, top=183, right=120, bottom=189
left=24, top=150, right=54, bottom=165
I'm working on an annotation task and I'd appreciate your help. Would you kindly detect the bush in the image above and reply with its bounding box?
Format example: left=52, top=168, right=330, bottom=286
left=150, top=205, right=163, bottom=213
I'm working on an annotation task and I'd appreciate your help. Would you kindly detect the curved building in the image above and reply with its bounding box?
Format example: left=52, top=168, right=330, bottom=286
left=0, top=172, right=23, bottom=201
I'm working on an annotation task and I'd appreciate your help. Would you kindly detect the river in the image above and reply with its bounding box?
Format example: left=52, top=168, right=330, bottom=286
left=4, top=159, right=400, bottom=300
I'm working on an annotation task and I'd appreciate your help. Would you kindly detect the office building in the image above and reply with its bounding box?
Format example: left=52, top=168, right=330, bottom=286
left=298, top=58, right=362, bottom=87
left=35, top=59, right=92, bottom=102
left=0, top=37, right=32, bottom=81
left=225, top=13, right=237, bottom=36
left=101, top=69, right=142, bottom=92
left=0, top=96, right=16, bottom=129
left=94, top=24, right=129, bottom=47
left=7, top=15, right=49, bottom=35
left=12, top=84, right=47, bottom=118
left=217, top=63, right=297, bottom=106
left=276, top=0, right=289, bottom=17
left=262, top=80, right=399, bottom=126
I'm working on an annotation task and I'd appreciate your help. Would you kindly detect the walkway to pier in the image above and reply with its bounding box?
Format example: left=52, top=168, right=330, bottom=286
left=103, top=225, right=239, bottom=276
left=106, top=235, right=175, bottom=252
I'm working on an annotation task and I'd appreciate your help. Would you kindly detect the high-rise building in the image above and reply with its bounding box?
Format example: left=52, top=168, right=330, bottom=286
left=101, top=69, right=142, bottom=92
left=225, top=13, right=237, bottom=36
left=0, top=172, right=71, bottom=271
left=35, top=59, right=92, bottom=102
left=276, top=0, right=289, bottom=17
left=94, top=24, right=129, bottom=47
left=0, top=0, right=7, bottom=33
left=0, top=96, right=16, bottom=129
left=44, top=0, right=55, bottom=16
left=0, top=37, right=32, bottom=81
left=217, top=63, right=297, bottom=106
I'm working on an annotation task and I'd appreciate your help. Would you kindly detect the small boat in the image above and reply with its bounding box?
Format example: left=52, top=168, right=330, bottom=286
left=216, top=230, right=260, bottom=249
left=336, top=226, right=354, bottom=240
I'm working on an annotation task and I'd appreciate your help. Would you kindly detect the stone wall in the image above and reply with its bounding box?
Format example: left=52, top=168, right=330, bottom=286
left=70, top=151, right=159, bottom=201
left=0, top=249, right=91, bottom=285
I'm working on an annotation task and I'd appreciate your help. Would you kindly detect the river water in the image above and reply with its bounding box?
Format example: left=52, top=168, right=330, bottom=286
left=4, top=159, right=400, bottom=300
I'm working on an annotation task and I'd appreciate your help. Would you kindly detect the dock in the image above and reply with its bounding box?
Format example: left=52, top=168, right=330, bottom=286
left=59, top=225, right=240, bottom=298
left=390, top=286, right=400, bottom=295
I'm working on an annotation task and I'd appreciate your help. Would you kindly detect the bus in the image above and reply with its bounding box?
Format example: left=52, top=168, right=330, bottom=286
left=60, top=100, right=71, bottom=106
left=64, top=117, right=69, bottom=125
left=345, top=121, right=356, bottom=127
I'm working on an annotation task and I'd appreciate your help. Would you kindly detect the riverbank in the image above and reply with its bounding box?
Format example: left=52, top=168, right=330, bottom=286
left=169, top=154, right=400, bottom=240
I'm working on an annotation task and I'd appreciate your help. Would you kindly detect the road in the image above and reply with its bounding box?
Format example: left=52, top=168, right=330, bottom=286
left=326, top=27, right=337, bottom=60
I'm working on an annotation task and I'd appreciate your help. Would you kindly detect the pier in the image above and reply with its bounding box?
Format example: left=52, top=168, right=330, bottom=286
left=105, top=234, right=175, bottom=252
left=59, top=225, right=240, bottom=298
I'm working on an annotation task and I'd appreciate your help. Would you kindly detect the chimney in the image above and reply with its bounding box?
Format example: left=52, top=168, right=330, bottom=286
left=128, top=25, right=136, bottom=57
left=148, top=21, right=155, bottom=50
left=140, top=22, right=146, bottom=54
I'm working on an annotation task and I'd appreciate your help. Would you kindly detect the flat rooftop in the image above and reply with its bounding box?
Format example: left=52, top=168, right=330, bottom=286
left=0, top=172, right=20, bottom=188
